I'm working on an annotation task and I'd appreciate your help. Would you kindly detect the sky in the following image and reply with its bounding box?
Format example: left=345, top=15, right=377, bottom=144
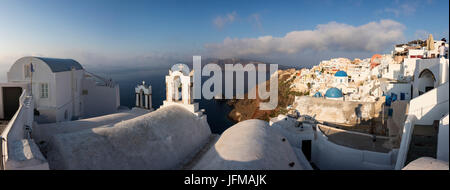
left=0, top=0, right=449, bottom=81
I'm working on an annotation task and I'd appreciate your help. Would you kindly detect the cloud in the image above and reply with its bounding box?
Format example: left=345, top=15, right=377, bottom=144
left=213, top=11, right=237, bottom=29
left=205, top=20, right=405, bottom=58
left=249, top=13, right=263, bottom=31
left=384, top=3, right=416, bottom=17
left=379, top=0, right=419, bottom=17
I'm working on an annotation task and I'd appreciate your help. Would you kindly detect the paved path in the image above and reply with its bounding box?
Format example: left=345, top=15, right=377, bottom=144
left=319, top=125, right=392, bottom=153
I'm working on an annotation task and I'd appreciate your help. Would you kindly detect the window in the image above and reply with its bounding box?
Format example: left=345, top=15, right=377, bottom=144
left=40, top=83, right=49, bottom=98
left=24, top=64, right=31, bottom=78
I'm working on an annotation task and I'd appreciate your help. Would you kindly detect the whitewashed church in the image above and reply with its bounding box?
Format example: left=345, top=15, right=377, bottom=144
left=0, top=56, right=120, bottom=123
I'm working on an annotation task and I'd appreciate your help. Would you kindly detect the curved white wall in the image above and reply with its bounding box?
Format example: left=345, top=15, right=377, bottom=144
left=437, top=114, right=449, bottom=162
left=312, top=127, right=397, bottom=170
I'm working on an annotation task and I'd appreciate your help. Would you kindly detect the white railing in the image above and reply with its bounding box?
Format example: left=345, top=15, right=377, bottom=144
left=0, top=90, right=41, bottom=170
left=395, top=82, right=449, bottom=170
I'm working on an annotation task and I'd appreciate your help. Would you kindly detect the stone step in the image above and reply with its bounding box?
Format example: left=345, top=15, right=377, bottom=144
left=405, top=123, right=439, bottom=165
left=413, top=125, right=438, bottom=136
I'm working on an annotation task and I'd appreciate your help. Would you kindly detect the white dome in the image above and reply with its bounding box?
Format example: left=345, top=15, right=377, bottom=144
left=193, top=119, right=303, bottom=170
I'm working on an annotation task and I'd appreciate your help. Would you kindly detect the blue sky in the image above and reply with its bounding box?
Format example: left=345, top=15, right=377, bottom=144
left=0, top=0, right=448, bottom=80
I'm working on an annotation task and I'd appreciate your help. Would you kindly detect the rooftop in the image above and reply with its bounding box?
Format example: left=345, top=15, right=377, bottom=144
left=334, top=70, right=348, bottom=77
left=34, top=57, right=83, bottom=72
left=325, top=87, right=343, bottom=98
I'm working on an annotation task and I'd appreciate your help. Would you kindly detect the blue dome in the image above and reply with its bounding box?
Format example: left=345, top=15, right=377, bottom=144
left=325, top=88, right=343, bottom=98
left=313, top=92, right=322, bottom=97
left=334, top=71, right=348, bottom=77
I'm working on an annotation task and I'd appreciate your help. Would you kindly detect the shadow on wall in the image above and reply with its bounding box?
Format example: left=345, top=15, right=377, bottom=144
left=318, top=125, right=391, bottom=153
left=355, top=104, right=362, bottom=124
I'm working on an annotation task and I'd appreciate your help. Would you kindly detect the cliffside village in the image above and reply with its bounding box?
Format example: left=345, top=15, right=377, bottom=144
left=291, top=35, right=447, bottom=103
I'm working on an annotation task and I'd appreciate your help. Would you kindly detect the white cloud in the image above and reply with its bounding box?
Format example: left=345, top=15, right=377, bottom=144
left=249, top=13, right=262, bottom=31
left=205, top=20, right=405, bottom=58
left=379, top=0, right=420, bottom=17
left=213, top=11, right=237, bottom=29
left=384, top=3, right=416, bottom=17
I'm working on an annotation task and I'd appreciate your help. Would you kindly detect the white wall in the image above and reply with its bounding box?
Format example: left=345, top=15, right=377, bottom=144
left=312, top=127, right=397, bottom=170
left=81, top=76, right=120, bottom=118
left=381, top=82, right=411, bottom=100
left=437, top=114, right=449, bottom=162
left=408, top=49, right=425, bottom=58
left=53, top=70, right=83, bottom=121
left=403, top=58, right=418, bottom=78
left=409, top=82, right=449, bottom=125
left=383, top=64, right=403, bottom=80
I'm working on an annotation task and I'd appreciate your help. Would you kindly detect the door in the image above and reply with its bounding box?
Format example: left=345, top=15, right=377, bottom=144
left=400, top=93, right=405, bottom=100
left=425, top=86, right=434, bottom=93
left=2, top=87, right=22, bottom=119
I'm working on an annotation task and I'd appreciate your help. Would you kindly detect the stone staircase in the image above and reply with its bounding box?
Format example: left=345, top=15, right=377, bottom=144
left=405, top=120, right=439, bottom=165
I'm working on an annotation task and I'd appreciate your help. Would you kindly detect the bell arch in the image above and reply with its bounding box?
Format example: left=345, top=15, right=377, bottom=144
left=161, top=64, right=201, bottom=115
left=135, top=81, right=152, bottom=109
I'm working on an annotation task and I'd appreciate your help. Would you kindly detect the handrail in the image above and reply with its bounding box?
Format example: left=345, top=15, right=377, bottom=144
left=394, top=114, right=417, bottom=170
left=84, top=70, right=115, bottom=87
left=1, top=90, right=28, bottom=170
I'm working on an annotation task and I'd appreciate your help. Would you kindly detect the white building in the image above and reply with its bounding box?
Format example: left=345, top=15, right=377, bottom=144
left=0, top=56, right=120, bottom=123
left=332, top=71, right=348, bottom=91
left=380, top=81, right=411, bottom=100
left=382, top=63, right=404, bottom=81
left=395, top=57, right=449, bottom=169
left=412, top=58, right=449, bottom=98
